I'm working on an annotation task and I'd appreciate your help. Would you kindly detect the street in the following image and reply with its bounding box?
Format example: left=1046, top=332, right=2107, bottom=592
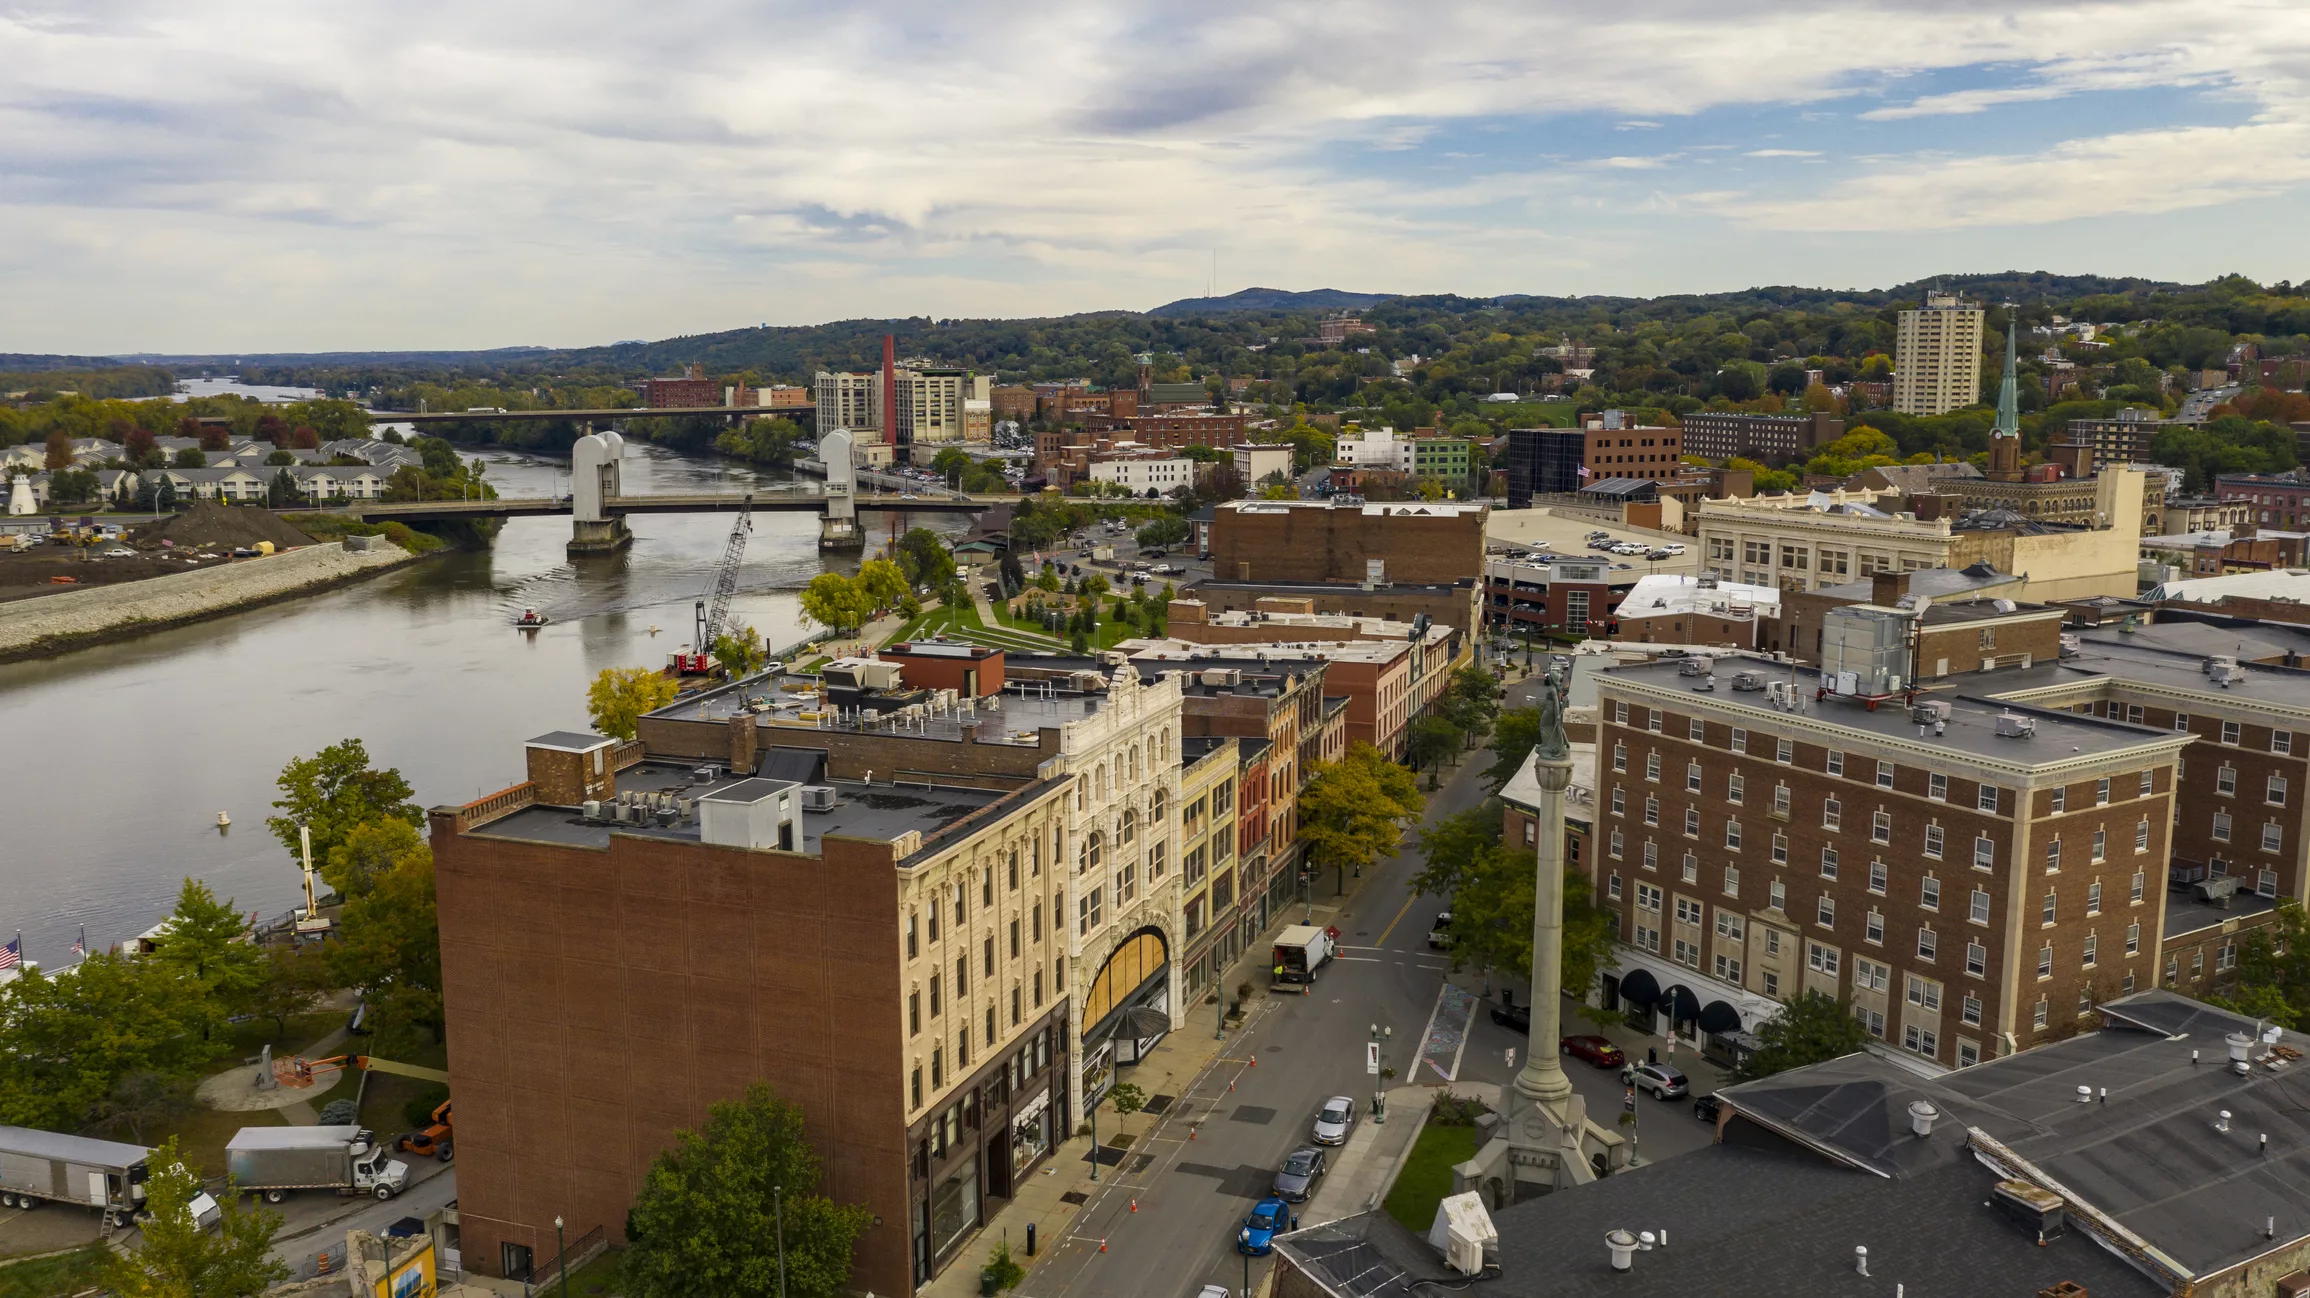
left=1020, top=737, right=1721, bottom=1298
left=264, top=1161, right=456, bottom=1278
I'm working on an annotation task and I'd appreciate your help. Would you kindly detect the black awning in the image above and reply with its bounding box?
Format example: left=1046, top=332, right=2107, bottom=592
left=1617, top=968, right=1661, bottom=1008
left=1698, top=1000, right=1743, bottom=1034
left=1662, top=985, right=1702, bottom=1024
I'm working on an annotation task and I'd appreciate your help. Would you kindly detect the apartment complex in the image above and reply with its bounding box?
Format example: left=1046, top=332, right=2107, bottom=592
left=1892, top=292, right=1985, bottom=415
left=2218, top=473, right=2310, bottom=529
left=2053, top=409, right=2162, bottom=474
left=1589, top=654, right=2188, bottom=1069
left=1207, top=499, right=1486, bottom=586
left=636, top=363, right=723, bottom=408
left=1677, top=411, right=1844, bottom=464
left=817, top=366, right=992, bottom=464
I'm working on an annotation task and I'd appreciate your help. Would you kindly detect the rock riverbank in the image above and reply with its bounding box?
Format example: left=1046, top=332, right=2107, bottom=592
left=0, top=541, right=422, bottom=661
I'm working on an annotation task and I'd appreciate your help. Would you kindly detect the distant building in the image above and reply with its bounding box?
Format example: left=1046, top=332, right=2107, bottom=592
left=637, top=363, right=723, bottom=408
left=2053, top=408, right=2163, bottom=474
left=1892, top=292, right=1984, bottom=415
left=1085, top=449, right=1197, bottom=494
left=1610, top=573, right=1781, bottom=648
left=2217, top=473, right=2310, bottom=529
left=1677, top=411, right=1843, bottom=464
left=1231, top=443, right=1294, bottom=489
left=1572, top=410, right=1684, bottom=483
left=1208, top=498, right=1486, bottom=588
left=1502, top=427, right=1586, bottom=506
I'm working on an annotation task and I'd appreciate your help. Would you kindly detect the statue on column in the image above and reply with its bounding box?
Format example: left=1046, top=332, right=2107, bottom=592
left=1535, top=668, right=1569, bottom=762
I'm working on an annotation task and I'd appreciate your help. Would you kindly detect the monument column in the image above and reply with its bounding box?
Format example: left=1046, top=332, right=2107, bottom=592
left=1511, top=750, right=1576, bottom=1108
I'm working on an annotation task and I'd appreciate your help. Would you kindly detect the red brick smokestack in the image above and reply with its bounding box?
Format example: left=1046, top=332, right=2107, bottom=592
left=882, top=333, right=896, bottom=450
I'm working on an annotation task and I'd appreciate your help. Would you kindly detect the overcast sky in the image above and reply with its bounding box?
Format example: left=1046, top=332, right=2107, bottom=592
left=7, top=0, right=2309, bottom=355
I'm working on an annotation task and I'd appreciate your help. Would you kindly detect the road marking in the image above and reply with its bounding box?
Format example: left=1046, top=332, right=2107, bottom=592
left=1334, top=955, right=1380, bottom=963
left=1372, top=892, right=1420, bottom=947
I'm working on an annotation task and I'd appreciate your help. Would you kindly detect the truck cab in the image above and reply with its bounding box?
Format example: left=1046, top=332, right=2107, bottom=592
left=352, top=1145, right=411, bottom=1199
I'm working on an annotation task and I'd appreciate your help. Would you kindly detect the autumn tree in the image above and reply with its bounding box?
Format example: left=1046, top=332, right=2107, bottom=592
left=856, top=557, right=910, bottom=613
left=799, top=573, right=873, bottom=634
left=1297, top=744, right=1424, bottom=895
left=44, top=429, right=72, bottom=470
left=588, top=666, right=678, bottom=741
left=268, top=739, right=423, bottom=874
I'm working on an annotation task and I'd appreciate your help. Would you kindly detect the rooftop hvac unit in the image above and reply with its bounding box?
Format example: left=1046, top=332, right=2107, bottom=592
left=1911, top=700, right=1953, bottom=725
left=2205, top=654, right=2239, bottom=676
left=1678, top=656, right=1713, bottom=677
left=692, top=764, right=722, bottom=784
left=800, top=786, right=838, bottom=812
left=2059, top=634, right=2082, bottom=658
left=1989, top=1180, right=2067, bottom=1243
left=1201, top=668, right=1242, bottom=688
left=1731, top=671, right=1766, bottom=692
left=1991, top=598, right=2019, bottom=613
left=2213, top=663, right=2248, bottom=687
left=581, top=800, right=603, bottom=822
left=1995, top=712, right=2036, bottom=739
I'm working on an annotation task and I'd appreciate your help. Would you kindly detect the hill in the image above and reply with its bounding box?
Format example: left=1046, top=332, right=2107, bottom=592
left=1147, top=287, right=1394, bottom=317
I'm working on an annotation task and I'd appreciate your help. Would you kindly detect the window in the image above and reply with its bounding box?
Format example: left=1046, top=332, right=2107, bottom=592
left=1728, top=773, right=1745, bottom=804
left=1929, top=773, right=1947, bottom=801
left=2131, top=870, right=2146, bottom=903
left=1612, top=701, right=1628, bottom=724
left=2125, top=922, right=2141, bottom=956
left=2218, top=765, right=2237, bottom=796
left=1973, top=836, right=1995, bottom=870
left=907, top=912, right=920, bottom=958
left=1966, top=941, right=1987, bottom=978
left=1686, top=762, right=1701, bottom=793
left=1636, top=882, right=1662, bottom=911
left=1689, top=718, right=1706, bottom=742
left=2136, top=819, right=2151, bottom=853
left=2223, top=719, right=2241, bottom=745
left=2265, top=822, right=2285, bottom=853
left=1977, top=784, right=2000, bottom=813
left=2277, top=731, right=2295, bottom=755
left=2044, top=838, right=2063, bottom=873
left=1078, top=886, right=1103, bottom=935
left=1684, top=808, right=1701, bottom=837
left=1611, top=788, right=1626, bottom=817
left=1921, top=876, right=1941, bottom=910
left=1714, top=954, right=1743, bottom=982
left=2033, top=999, right=2049, bottom=1030
left=956, top=955, right=970, bottom=996
left=1672, top=937, right=1702, bottom=969
left=1917, top=927, right=1938, bottom=960
left=2091, top=829, right=2106, bottom=863
left=1763, top=972, right=1780, bottom=997
left=1906, top=975, right=1942, bottom=1010
left=1725, top=819, right=1742, bottom=850
left=2140, top=770, right=2155, bottom=797
left=930, top=974, right=942, bottom=1017
left=1644, top=794, right=1660, bottom=827
left=2271, top=775, right=2290, bottom=806
left=1770, top=831, right=1789, bottom=865
left=2038, top=944, right=2054, bottom=979
left=1723, top=864, right=1740, bottom=896
left=1923, top=824, right=1944, bottom=859
left=1765, top=928, right=1782, bottom=956
left=929, top=898, right=941, bottom=941
left=909, top=990, right=922, bottom=1035
left=1903, top=1026, right=1938, bottom=1058
left=2050, top=786, right=2067, bottom=813
left=1865, top=909, right=1885, bottom=944
left=1643, top=841, right=1659, bottom=872
left=2213, top=811, right=2232, bottom=842
left=2082, top=933, right=2098, bottom=967
left=1634, top=925, right=1661, bottom=953
left=2041, top=891, right=2057, bottom=925
left=2174, top=711, right=2191, bottom=733
left=1827, top=750, right=1845, bottom=777
left=1644, top=752, right=1660, bottom=782
left=1871, top=810, right=1891, bottom=844
left=1775, top=737, right=1793, bottom=764
left=1817, top=895, right=1836, bottom=929
left=1807, top=942, right=1840, bottom=975
left=1821, top=846, right=1839, bottom=880
left=1857, top=1005, right=1885, bottom=1038
left=1823, top=797, right=1842, bottom=831
left=1731, top=727, right=1748, bottom=754
left=1647, top=707, right=1663, bottom=733
left=1773, top=784, right=1791, bottom=817
left=2096, top=777, right=2111, bottom=806
left=911, top=1066, right=923, bottom=1110
left=1876, top=760, right=1895, bottom=789
left=1969, top=887, right=1991, bottom=925
left=1610, top=828, right=1624, bottom=858
left=1607, top=872, right=1623, bottom=901
left=1716, top=910, right=1746, bottom=941
left=1675, top=897, right=1704, bottom=925
left=1854, top=957, right=1890, bottom=991
left=1770, top=880, right=1786, bottom=911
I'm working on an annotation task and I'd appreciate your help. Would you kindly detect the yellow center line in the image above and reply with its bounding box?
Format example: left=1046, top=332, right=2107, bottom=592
left=1373, top=891, right=1420, bottom=948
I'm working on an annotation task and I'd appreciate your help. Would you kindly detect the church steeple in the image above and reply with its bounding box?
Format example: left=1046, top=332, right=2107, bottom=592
left=1993, top=303, right=2020, bottom=439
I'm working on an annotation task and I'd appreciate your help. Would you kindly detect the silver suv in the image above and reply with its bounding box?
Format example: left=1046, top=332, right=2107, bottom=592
left=1633, top=1062, right=1688, bottom=1099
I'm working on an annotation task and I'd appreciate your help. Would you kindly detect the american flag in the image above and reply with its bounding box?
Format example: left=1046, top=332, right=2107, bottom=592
left=0, top=937, right=19, bottom=971
left=70, top=927, right=86, bottom=958
left=1577, top=465, right=1591, bottom=479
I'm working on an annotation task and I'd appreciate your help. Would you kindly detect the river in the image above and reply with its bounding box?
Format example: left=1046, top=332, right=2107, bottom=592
left=0, top=440, right=969, bottom=967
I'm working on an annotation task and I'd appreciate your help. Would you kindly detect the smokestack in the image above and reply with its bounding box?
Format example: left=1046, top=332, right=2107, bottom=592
left=883, top=333, right=897, bottom=452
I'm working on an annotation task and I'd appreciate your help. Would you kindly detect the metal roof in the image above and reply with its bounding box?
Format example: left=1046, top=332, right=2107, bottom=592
left=0, top=1126, right=153, bottom=1166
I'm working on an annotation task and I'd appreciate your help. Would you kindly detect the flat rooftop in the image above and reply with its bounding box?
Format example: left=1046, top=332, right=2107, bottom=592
left=651, top=668, right=1120, bottom=747
left=2163, top=885, right=2278, bottom=940
left=467, top=761, right=1008, bottom=855
left=1123, top=637, right=1413, bottom=667
left=1598, top=657, right=2181, bottom=764
left=1980, top=626, right=2310, bottom=712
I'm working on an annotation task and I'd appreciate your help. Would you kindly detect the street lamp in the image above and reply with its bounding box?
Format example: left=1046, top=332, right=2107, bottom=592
left=553, top=1216, right=568, bottom=1298
left=773, top=1184, right=788, bottom=1298
left=1089, top=1099, right=1100, bottom=1183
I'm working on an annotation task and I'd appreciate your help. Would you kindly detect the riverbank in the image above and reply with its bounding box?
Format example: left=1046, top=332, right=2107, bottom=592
left=0, top=541, right=427, bottom=662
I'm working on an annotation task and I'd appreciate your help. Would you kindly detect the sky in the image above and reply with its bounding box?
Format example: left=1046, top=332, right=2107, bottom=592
left=5, top=0, right=2310, bottom=355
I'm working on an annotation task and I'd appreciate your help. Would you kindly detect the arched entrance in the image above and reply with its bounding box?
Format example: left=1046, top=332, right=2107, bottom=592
left=1079, top=926, right=1171, bottom=1109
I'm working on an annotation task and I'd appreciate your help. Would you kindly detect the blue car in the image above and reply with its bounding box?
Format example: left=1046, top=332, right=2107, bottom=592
left=1238, top=1196, right=1290, bottom=1255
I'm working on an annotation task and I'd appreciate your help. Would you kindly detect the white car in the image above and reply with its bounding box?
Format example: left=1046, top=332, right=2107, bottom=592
left=1657, top=543, right=1687, bottom=554
left=1312, top=1095, right=1357, bottom=1145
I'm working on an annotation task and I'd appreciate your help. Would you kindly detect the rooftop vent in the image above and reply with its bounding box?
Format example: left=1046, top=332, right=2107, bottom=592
left=2059, top=633, right=2082, bottom=659
left=1991, top=1180, right=2068, bottom=1243
left=1908, top=1099, right=1940, bottom=1137
left=1995, top=712, right=2036, bottom=739
left=1606, top=1230, right=1637, bottom=1272
left=2229, top=1033, right=2255, bottom=1076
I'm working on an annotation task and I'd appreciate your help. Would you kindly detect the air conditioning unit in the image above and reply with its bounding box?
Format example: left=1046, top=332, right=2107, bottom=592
left=692, top=764, right=722, bottom=784
left=801, top=786, right=839, bottom=812
left=1995, top=712, right=2036, bottom=738
left=1731, top=671, right=1766, bottom=692
left=1911, top=700, right=1953, bottom=725
left=1678, top=656, right=1713, bottom=677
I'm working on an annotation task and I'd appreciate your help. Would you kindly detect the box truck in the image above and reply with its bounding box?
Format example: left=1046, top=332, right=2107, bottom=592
left=225, top=1126, right=409, bottom=1203
left=1271, top=924, right=1337, bottom=985
left=0, top=1125, right=153, bottom=1225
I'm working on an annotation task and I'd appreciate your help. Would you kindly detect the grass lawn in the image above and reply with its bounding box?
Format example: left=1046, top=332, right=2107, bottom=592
left=357, top=1028, right=451, bottom=1138
left=0, top=1244, right=106, bottom=1298
left=560, top=1245, right=627, bottom=1297
left=1382, top=1120, right=1481, bottom=1234
left=220, top=1009, right=344, bottom=1057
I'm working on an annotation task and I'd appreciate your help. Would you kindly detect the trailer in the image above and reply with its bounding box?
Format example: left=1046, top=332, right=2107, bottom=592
left=226, top=1126, right=409, bottom=1203
left=1271, top=924, right=1337, bottom=985
left=0, top=1125, right=153, bottom=1224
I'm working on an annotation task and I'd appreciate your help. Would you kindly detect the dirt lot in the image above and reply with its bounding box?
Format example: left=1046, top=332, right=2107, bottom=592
left=0, top=504, right=319, bottom=604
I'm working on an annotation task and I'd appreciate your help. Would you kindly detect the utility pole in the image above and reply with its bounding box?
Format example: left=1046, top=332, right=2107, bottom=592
left=774, top=1184, right=788, bottom=1298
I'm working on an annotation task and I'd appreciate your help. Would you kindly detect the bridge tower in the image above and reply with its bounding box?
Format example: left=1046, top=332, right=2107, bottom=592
left=818, top=428, right=864, bottom=551
left=568, top=427, right=633, bottom=555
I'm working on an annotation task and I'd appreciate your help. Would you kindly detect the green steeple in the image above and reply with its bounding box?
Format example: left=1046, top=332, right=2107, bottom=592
left=1993, top=306, right=2019, bottom=439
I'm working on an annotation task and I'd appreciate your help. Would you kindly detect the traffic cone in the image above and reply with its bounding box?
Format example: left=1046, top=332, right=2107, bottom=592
left=1099, top=1238, right=1108, bottom=1253
left=1250, top=1054, right=1258, bottom=1067
left=1130, top=1198, right=1138, bottom=1213
left=1190, top=1125, right=1197, bottom=1140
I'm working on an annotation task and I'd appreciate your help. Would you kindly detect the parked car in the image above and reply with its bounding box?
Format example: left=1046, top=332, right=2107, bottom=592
left=1426, top=911, right=1453, bottom=949
left=1693, top=1095, right=1722, bottom=1122
left=1646, top=549, right=1675, bottom=560
left=1634, top=1062, right=1689, bottom=1100
left=102, top=546, right=133, bottom=558
left=1273, top=1147, right=1326, bottom=1202
left=1491, top=1001, right=1531, bottom=1033
left=1311, top=1095, right=1357, bottom=1145
left=1237, top=1196, right=1290, bottom=1255
left=1561, top=1035, right=1626, bottom=1068
left=1142, top=548, right=1167, bottom=558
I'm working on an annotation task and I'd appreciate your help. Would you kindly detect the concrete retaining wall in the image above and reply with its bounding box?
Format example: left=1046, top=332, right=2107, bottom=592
left=0, top=541, right=419, bottom=660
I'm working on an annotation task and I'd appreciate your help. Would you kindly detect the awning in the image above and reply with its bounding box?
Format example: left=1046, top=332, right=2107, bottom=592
left=1698, top=1000, right=1743, bottom=1034
left=1661, top=985, right=1701, bottom=1024
left=1617, top=968, right=1661, bottom=1008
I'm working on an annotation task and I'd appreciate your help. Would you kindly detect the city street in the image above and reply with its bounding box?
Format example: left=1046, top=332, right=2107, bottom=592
left=1020, top=732, right=1721, bottom=1298
left=264, top=1162, right=456, bottom=1277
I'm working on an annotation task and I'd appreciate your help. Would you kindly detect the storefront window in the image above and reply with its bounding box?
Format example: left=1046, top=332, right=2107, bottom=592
left=1011, top=1092, right=1053, bottom=1174
left=930, top=1159, right=979, bottom=1256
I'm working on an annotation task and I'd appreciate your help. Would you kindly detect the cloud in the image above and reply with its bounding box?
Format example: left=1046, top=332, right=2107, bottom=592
left=2, top=0, right=2309, bottom=349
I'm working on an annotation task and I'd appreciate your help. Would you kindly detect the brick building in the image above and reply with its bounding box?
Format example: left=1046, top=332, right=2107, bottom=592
left=1590, top=658, right=2188, bottom=1069
left=637, top=363, right=722, bottom=408
left=1566, top=412, right=1685, bottom=483
left=1611, top=574, right=1782, bottom=649
left=1126, top=631, right=1452, bottom=762
left=1207, top=499, right=1485, bottom=587
left=1677, top=411, right=1844, bottom=465
left=1483, top=556, right=1626, bottom=638
left=2218, top=473, right=2310, bottom=530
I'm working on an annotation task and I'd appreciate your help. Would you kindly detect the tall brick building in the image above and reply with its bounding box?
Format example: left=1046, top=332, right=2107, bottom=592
left=1207, top=499, right=1486, bottom=586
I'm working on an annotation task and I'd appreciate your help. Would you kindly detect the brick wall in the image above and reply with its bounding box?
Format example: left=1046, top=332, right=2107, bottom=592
left=1209, top=505, right=1484, bottom=586
left=635, top=716, right=1059, bottom=787
left=1186, top=581, right=1484, bottom=638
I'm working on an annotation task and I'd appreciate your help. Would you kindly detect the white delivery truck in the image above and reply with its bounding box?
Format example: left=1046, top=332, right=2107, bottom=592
left=1271, top=924, right=1337, bottom=986
left=225, top=1126, right=409, bottom=1203
left=0, top=1126, right=153, bottom=1225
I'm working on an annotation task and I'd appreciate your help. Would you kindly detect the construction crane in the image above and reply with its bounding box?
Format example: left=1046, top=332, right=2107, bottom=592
left=694, top=494, right=754, bottom=655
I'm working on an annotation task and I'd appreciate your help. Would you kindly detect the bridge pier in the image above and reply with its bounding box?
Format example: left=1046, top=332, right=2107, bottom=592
left=568, top=516, right=633, bottom=556
left=817, top=427, right=864, bottom=552
left=817, top=517, right=863, bottom=552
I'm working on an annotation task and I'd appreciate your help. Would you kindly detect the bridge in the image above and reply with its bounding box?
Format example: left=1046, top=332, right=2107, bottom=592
left=362, top=405, right=814, bottom=425
left=338, top=490, right=1016, bottom=523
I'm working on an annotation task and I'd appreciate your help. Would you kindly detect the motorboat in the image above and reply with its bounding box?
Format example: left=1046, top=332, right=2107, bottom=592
left=515, top=608, right=551, bottom=629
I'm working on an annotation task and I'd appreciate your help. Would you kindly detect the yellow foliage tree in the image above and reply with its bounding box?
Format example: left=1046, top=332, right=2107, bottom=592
left=588, top=666, right=677, bottom=741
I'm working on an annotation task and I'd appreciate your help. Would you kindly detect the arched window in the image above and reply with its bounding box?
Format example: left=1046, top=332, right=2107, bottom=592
left=1152, top=788, right=1168, bottom=823
left=1121, top=809, right=1137, bottom=845
left=1129, top=747, right=1139, bottom=781
left=1097, top=765, right=1107, bottom=799
left=1087, top=832, right=1104, bottom=873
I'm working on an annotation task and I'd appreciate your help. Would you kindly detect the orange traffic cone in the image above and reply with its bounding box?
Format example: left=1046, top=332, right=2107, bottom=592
left=1190, top=1125, right=1198, bottom=1140
left=1099, top=1238, right=1108, bottom=1253
left=1250, top=1054, right=1258, bottom=1067
left=1130, top=1198, right=1138, bottom=1213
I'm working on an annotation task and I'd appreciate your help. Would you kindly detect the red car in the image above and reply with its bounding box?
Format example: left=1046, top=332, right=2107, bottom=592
left=1561, top=1035, right=1627, bottom=1068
